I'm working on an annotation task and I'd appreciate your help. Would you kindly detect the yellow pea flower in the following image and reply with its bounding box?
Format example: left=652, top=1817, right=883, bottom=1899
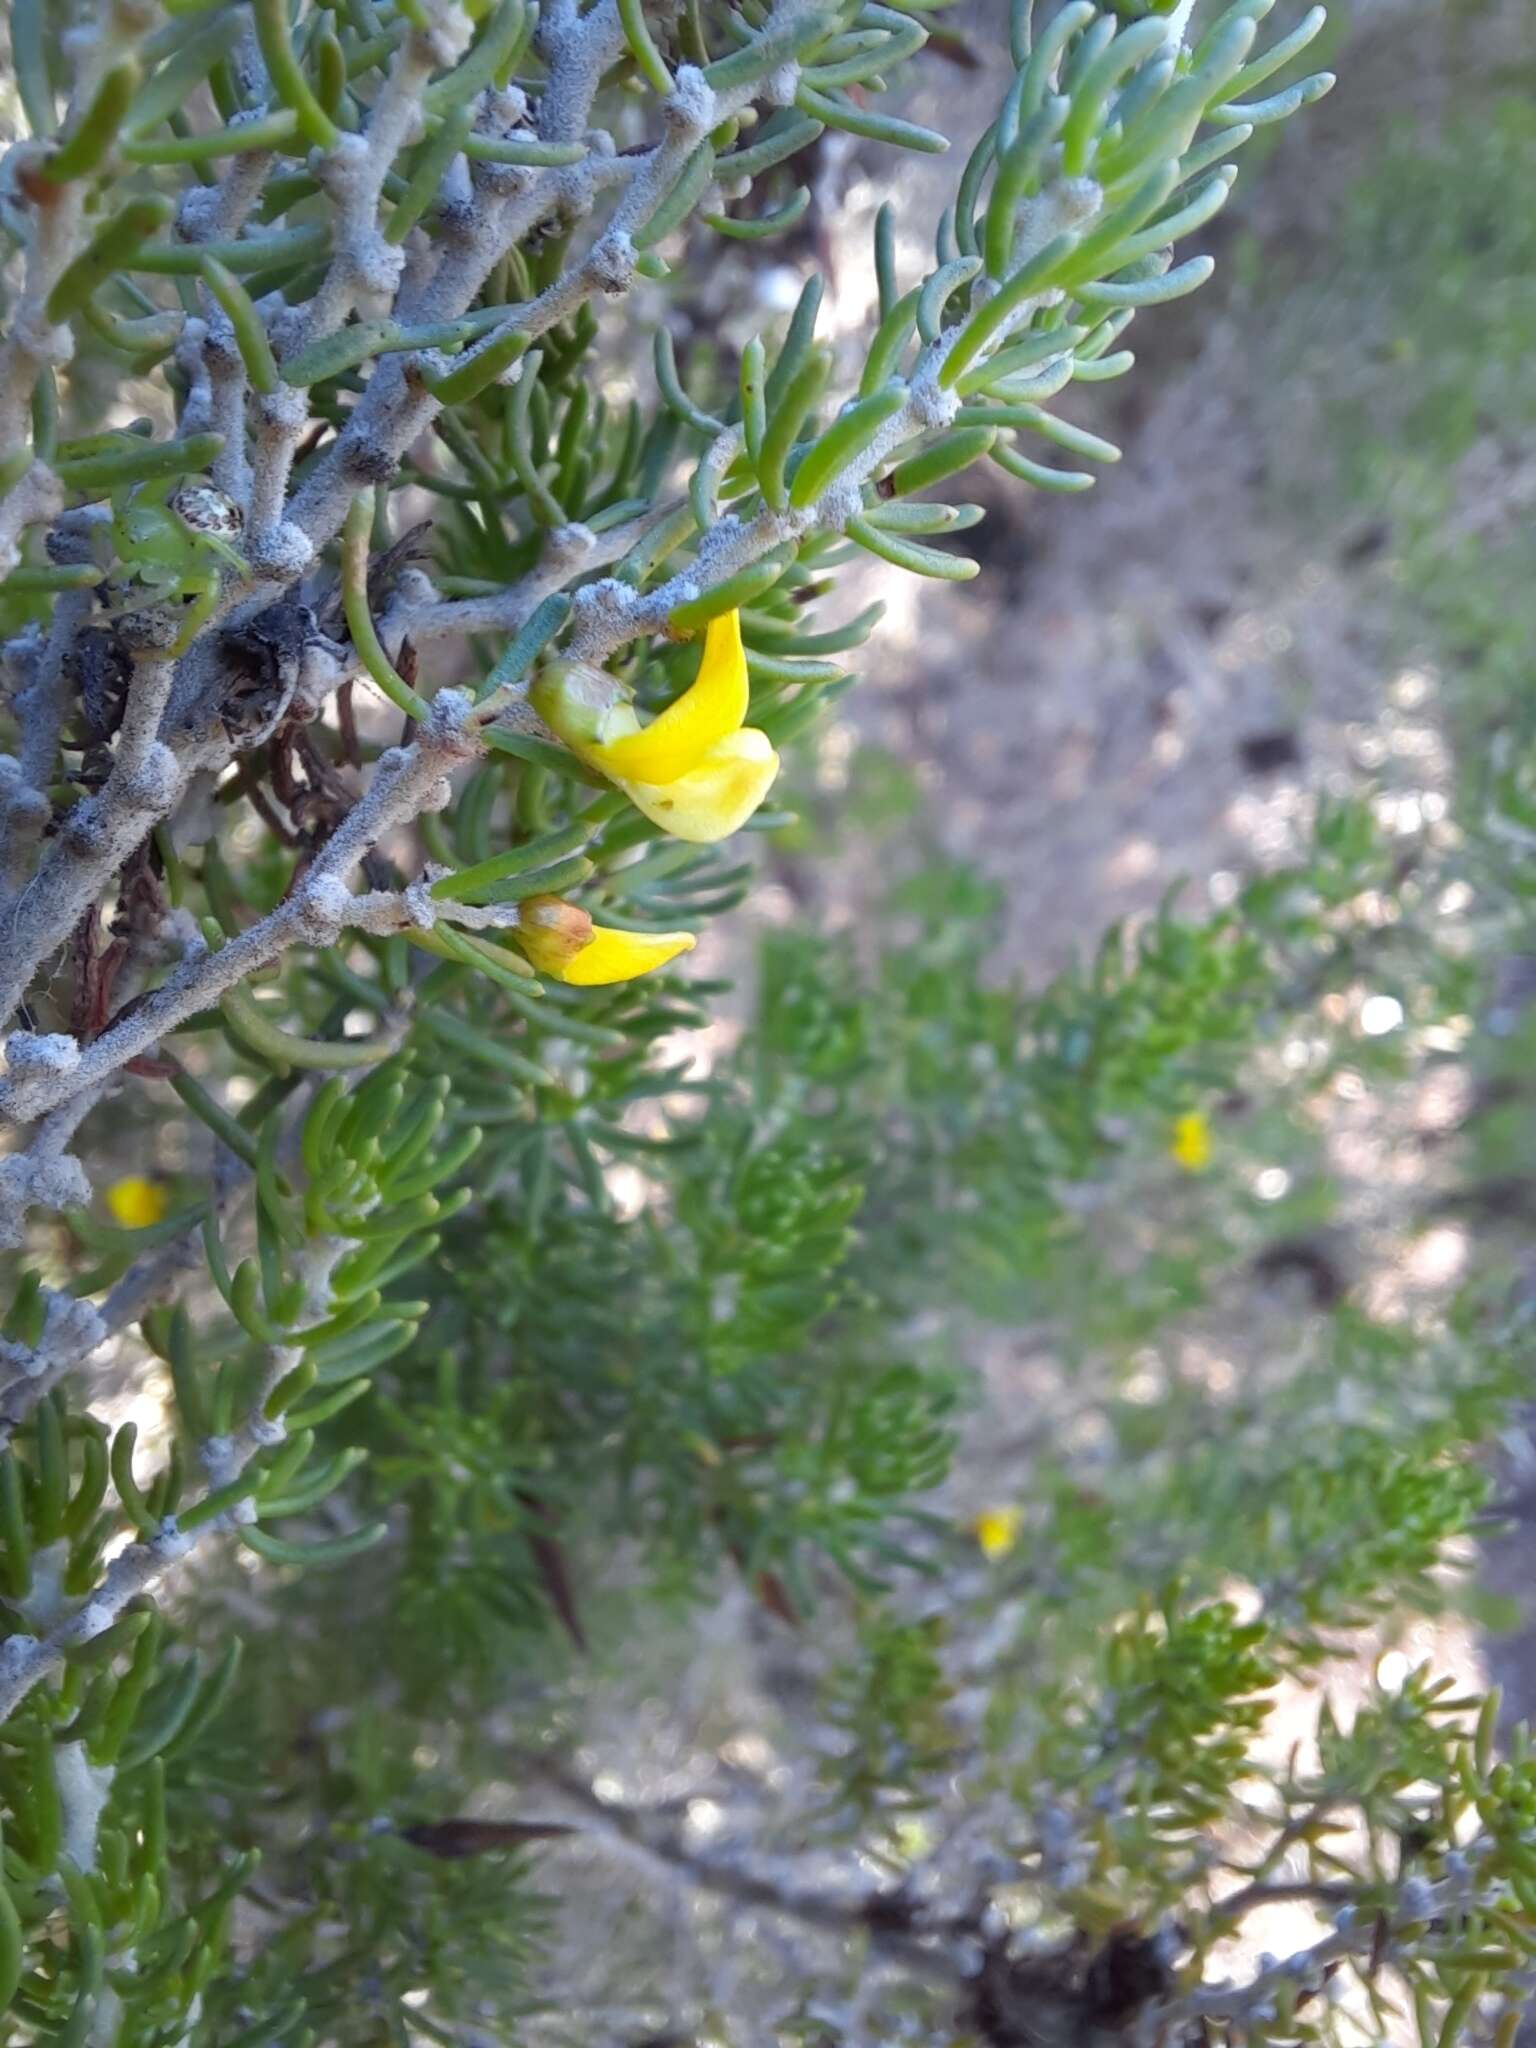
left=616, top=726, right=779, bottom=844
left=972, top=1504, right=1023, bottom=1561
left=1170, top=1111, right=1212, bottom=1173
left=106, top=1175, right=169, bottom=1228
left=516, top=894, right=695, bottom=986
left=531, top=611, right=780, bottom=843
left=585, top=609, right=751, bottom=783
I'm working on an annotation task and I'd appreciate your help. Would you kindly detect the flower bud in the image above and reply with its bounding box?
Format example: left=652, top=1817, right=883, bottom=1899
left=517, top=894, right=596, bottom=971
left=529, top=659, right=629, bottom=752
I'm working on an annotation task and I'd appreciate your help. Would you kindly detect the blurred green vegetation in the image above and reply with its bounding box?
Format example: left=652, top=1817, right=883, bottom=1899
left=1266, top=93, right=1536, bottom=777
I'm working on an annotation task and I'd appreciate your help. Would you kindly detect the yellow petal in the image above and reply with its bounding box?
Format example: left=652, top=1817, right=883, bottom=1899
left=620, top=726, right=779, bottom=844
left=973, top=1505, right=1022, bottom=1561
left=1170, top=1111, right=1212, bottom=1173
left=517, top=906, right=696, bottom=985
left=557, top=925, right=697, bottom=985
left=587, top=610, right=749, bottom=786
left=106, top=1176, right=169, bottom=1229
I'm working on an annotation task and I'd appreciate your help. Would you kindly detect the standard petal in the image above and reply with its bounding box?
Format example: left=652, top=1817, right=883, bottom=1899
left=620, top=726, right=779, bottom=844
left=587, top=609, right=749, bottom=786
left=542, top=923, right=696, bottom=986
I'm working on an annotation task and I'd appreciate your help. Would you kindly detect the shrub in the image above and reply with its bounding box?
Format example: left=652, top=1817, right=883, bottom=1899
left=7, top=4, right=1527, bottom=2046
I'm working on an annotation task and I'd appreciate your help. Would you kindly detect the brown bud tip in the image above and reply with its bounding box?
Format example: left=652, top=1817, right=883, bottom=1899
left=518, top=894, right=594, bottom=967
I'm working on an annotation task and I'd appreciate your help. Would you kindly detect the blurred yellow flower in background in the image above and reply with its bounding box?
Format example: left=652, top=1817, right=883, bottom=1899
left=1170, top=1111, right=1212, bottom=1172
left=106, top=1176, right=169, bottom=1228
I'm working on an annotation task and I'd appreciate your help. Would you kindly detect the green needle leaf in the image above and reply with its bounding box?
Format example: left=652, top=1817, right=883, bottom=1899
left=56, top=430, right=224, bottom=493
left=757, top=346, right=831, bottom=512
left=341, top=495, right=431, bottom=722
left=917, top=256, right=983, bottom=345
left=789, top=383, right=906, bottom=509
left=940, top=229, right=1081, bottom=390
left=41, top=59, right=140, bottom=182
left=619, top=0, right=674, bottom=94
left=200, top=255, right=282, bottom=395
left=796, top=84, right=947, bottom=154
left=251, top=0, right=341, bottom=149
